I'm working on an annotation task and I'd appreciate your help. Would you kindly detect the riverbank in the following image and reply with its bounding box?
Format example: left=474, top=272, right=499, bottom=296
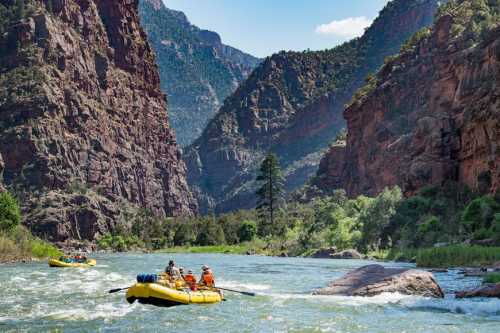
left=0, top=227, right=62, bottom=264
left=157, top=244, right=500, bottom=269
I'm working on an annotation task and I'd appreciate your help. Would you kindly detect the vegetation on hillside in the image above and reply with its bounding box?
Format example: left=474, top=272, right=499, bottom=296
left=0, top=191, right=61, bottom=262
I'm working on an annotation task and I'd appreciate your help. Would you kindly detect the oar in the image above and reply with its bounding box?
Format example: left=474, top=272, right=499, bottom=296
left=217, top=287, right=256, bottom=296
left=108, top=287, right=130, bottom=294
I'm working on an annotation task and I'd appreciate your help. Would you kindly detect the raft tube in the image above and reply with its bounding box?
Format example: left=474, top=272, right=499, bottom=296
left=126, top=283, right=222, bottom=307
left=48, top=258, right=97, bottom=268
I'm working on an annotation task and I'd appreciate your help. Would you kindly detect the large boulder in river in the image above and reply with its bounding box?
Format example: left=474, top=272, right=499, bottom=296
left=313, top=264, right=444, bottom=298
left=330, top=249, right=364, bottom=259
left=310, top=247, right=338, bottom=258
left=455, top=284, right=500, bottom=298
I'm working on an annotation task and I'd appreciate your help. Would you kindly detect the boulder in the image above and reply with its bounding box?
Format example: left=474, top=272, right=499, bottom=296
left=455, top=284, right=500, bottom=298
left=330, top=249, right=364, bottom=259
left=313, top=264, right=444, bottom=298
left=310, top=247, right=338, bottom=258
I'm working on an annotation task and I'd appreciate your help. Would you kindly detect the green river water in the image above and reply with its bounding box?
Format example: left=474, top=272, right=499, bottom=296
left=1, top=253, right=499, bottom=332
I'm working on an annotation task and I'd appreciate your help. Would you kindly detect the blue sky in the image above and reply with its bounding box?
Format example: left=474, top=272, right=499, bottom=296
left=164, top=0, right=391, bottom=58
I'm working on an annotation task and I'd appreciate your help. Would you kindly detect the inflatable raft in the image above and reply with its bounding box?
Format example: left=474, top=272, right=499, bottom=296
left=48, top=258, right=97, bottom=268
left=126, top=283, right=223, bottom=307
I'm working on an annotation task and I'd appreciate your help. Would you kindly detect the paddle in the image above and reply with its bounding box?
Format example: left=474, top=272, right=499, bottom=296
left=217, top=287, right=256, bottom=297
left=108, top=287, right=130, bottom=294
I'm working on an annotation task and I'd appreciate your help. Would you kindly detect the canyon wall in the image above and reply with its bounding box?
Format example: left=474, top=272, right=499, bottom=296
left=0, top=0, right=196, bottom=244
left=315, top=4, right=499, bottom=197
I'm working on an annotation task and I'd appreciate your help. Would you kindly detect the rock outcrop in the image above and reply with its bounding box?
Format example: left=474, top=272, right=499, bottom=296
left=310, top=247, right=338, bottom=259
left=0, top=0, right=196, bottom=242
left=455, top=284, right=500, bottom=298
left=315, top=2, right=500, bottom=198
left=313, top=264, right=444, bottom=298
left=330, top=249, right=364, bottom=260
left=185, top=0, right=440, bottom=213
left=139, top=0, right=260, bottom=146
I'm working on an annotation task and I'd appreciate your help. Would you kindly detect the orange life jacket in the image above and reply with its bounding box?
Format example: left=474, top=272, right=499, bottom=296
left=184, top=274, right=196, bottom=285
left=202, top=271, right=215, bottom=287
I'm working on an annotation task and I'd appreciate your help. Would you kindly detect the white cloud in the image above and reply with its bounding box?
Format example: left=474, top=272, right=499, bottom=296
left=315, top=16, right=373, bottom=39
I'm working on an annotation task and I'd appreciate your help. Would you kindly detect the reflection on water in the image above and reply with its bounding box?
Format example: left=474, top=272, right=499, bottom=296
left=1, top=253, right=499, bottom=332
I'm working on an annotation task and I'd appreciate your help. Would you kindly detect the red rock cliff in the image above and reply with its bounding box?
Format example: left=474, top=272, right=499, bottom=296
left=0, top=0, right=196, bottom=242
left=315, top=8, right=500, bottom=197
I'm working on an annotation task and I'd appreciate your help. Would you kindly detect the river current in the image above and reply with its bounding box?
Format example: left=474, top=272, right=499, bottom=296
left=1, top=253, right=499, bottom=332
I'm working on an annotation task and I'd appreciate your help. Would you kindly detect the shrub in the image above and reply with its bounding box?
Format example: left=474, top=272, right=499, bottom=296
left=0, top=191, right=21, bottom=232
left=238, top=220, right=257, bottom=242
left=196, top=219, right=225, bottom=246
left=461, top=196, right=500, bottom=239
left=484, top=273, right=500, bottom=284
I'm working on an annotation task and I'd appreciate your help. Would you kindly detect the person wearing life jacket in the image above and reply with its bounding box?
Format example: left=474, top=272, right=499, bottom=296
left=183, top=270, right=197, bottom=291
left=199, top=265, right=215, bottom=288
left=165, top=260, right=182, bottom=281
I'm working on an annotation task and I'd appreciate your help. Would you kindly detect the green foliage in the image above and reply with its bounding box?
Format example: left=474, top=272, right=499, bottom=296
left=400, top=27, right=431, bottom=53
left=349, top=74, right=379, bottom=107
left=416, top=245, right=500, bottom=268
left=461, top=196, right=500, bottom=239
left=484, top=273, right=500, bottom=284
left=238, top=220, right=257, bottom=242
left=195, top=218, right=226, bottom=246
left=256, top=153, right=285, bottom=237
left=0, top=226, right=62, bottom=261
left=359, top=187, right=403, bottom=251
left=0, top=191, right=21, bottom=232
left=436, top=0, right=500, bottom=43
left=97, top=234, right=144, bottom=252
left=388, top=182, right=477, bottom=248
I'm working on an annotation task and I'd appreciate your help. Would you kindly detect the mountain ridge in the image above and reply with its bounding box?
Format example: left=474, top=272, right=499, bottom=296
left=185, top=0, right=442, bottom=213
left=139, top=0, right=260, bottom=146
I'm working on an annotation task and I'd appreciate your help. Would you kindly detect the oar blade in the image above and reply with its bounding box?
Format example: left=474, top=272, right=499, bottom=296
left=109, top=287, right=126, bottom=294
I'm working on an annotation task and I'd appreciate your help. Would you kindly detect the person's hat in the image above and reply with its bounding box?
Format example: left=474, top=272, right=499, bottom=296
left=202, top=265, right=209, bottom=271
left=187, top=270, right=193, bottom=274
left=179, top=267, right=185, bottom=272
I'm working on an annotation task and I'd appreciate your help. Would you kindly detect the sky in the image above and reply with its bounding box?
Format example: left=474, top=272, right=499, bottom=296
left=164, top=0, right=391, bottom=58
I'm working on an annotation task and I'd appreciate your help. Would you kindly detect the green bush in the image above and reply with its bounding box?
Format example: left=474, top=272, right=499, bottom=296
left=238, top=220, right=257, bottom=242
left=484, top=273, right=500, bottom=284
left=195, top=219, right=226, bottom=246
left=461, top=196, right=500, bottom=239
left=416, top=245, right=500, bottom=268
left=0, top=191, right=21, bottom=232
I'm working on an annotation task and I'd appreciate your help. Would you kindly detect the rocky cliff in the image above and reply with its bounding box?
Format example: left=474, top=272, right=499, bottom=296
left=314, top=0, right=500, bottom=197
left=0, top=0, right=196, bottom=244
left=185, top=0, right=441, bottom=213
left=139, top=0, right=260, bottom=146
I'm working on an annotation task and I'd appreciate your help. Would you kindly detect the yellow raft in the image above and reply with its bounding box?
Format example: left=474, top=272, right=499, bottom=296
left=48, top=258, right=97, bottom=268
left=126, top=283, right=223, bottom=307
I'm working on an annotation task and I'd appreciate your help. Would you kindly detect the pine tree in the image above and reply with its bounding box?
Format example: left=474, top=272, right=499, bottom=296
left=46, top=0, right=53, bottom=14
left=255, top=153, right=285, bottom=236
left=16, top=0, right=25, bottom=20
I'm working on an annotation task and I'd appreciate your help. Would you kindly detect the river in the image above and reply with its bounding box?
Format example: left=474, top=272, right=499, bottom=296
left=1, top=253, right=499, bottom=332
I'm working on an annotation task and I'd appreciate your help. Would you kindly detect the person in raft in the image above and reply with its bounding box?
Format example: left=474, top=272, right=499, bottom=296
left=199, top=265, right=215, bottom=288
left=183, top=270, right=197, bottom=291
left=165, top=260, right=182, bottom=281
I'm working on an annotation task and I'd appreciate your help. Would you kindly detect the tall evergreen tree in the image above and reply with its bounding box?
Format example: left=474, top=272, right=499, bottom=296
left=256, top=153, right=285, bottom=236
left=16, top=0, right=25, bottom=20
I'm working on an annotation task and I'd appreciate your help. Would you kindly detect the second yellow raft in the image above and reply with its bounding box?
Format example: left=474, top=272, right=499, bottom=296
left=48, top=258, right=97, bottom=268
left=126, top=283, right=222, bottom=307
